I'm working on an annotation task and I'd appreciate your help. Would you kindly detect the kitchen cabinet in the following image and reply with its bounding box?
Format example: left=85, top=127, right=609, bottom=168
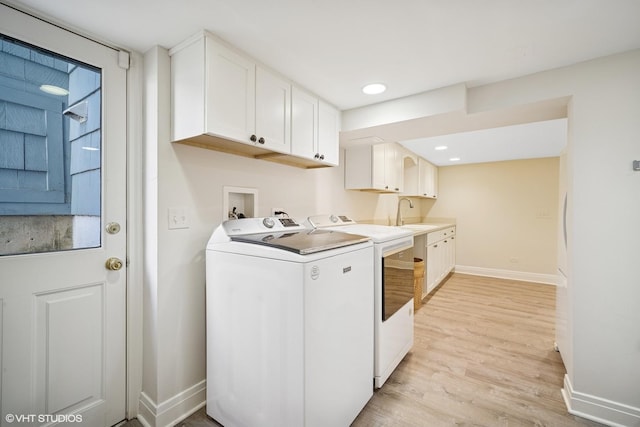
left=170, top=31, right=337, bottom=168
left=345, top=142, right=403, bottom=192
left=317, top=100, right=340, bottom=165
left=291, top=88, right=339, bottom=166
left=418, top=158, right=438, bottom=198
left=403, top=156, right=438, bottom=198
left=255, top=66, right=291, bottom=153
left=424, top=227, right=455, bottom=295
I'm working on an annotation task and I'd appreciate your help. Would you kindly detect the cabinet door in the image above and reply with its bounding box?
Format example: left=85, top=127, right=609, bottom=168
left=205, top=39, right=256, bottom=143
left=384, top=143, right=403, bottom=192
left=426, top=243, right=438, bottom=294
left=291, top=86, right=318, bottom=159
left=429, top=162, right=438, bottom=198
left=318, top=101, right=340, bottom=166
left=447, top=236, right=456, bottom=272
left=255, top=66, right=291, bottom=153
left=419, top=158, right=438, bottom=198
left=371, top=144, right=387, bottom=190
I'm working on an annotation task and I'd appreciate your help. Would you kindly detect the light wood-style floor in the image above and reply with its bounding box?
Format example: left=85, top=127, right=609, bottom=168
left=352, top=273, right=601, bottom=427
left=123, top=273, right=602, bottom=427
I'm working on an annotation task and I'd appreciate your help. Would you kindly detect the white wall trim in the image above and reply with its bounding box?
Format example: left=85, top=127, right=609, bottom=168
left=454, top=265, right=558, bottom=285
left=137, top=380, right=206, bottom=427
left=562, top=375, right=640, bottom=427
left=126, top=49, right=144, bottom=421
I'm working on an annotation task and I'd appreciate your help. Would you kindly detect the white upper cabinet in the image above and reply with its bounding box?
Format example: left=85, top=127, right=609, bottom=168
left=170, top=31, right=339, bottom=168
left=291, top=88, right=339, bottom=166
left=418, top=158, right=438, bottom=199
left=317, top=101, right=340, bottom=166
left=402, top=155, right=438, bottom=199
left=205, top=39, right=256, bottom=144
left=291, top=86, right=318, bottom=160
left=345, top=142, right=403, bottom=192
left=255, top=66, right=291, bottom=153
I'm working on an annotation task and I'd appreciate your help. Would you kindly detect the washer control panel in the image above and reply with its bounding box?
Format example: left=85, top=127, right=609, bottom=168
left=224, top=217, right=303, bottom=235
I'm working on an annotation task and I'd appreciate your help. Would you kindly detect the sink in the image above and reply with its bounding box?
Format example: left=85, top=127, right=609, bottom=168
left=401, top=224, right=442, bottom=232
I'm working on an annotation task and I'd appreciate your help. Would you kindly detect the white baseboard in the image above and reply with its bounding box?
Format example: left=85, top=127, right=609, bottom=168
left=137, top=380, right=206, bottom=427
left=454, top=265, right=558, bottom=285
left=562, top=374, right=640, bottom=427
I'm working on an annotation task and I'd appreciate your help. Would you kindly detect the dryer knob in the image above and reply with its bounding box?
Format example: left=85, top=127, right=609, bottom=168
left=262, top=217, right=275, bottom=228
left=329, top=214, right=339, bottom=223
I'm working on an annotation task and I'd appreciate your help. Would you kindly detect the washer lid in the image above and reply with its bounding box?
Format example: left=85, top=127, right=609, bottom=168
left=230, top=229, right=370, bottom=255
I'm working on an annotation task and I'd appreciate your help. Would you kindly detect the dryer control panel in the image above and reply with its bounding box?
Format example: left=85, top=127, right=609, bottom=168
left=223, top=216, right=304, bottom=236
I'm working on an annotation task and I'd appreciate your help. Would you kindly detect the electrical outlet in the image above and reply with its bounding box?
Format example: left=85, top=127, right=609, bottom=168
left=536, top=210, right=551, bottom=219
left=271, top=208, right=284, bottom=216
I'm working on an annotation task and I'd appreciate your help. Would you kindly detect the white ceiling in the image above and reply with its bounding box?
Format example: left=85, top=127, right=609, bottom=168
left=6, top=0, right=640, bottom=164
left=400, top=118, right=568, bottom=166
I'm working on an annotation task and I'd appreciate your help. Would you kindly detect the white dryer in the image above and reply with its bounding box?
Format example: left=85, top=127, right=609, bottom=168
left=308, top=214, right=415, bottom=388
left=205, top=217, right=374, bottom=427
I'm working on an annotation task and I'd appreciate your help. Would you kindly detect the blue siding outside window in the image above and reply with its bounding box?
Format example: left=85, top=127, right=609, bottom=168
left=0, top=36, right=101, bottom=216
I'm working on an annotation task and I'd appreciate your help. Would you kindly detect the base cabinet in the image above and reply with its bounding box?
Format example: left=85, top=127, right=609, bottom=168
left=424, top=227, right=456, bottom=296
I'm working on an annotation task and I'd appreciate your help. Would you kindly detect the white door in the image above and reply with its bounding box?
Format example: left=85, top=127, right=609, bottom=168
left=0, top=5, right=127, bottom=426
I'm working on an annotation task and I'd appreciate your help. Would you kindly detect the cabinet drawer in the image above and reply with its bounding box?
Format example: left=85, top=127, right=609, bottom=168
left=426, top=227, right=456, bottom=245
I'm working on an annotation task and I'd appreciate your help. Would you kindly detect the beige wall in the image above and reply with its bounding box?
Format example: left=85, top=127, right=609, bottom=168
left=143, top=45, right=640, bottom=425
left=141, top=46, right=408, bottom=420
left=425, top=158, right=559, bottom=278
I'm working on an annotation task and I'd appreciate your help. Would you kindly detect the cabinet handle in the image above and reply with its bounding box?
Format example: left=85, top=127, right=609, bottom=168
left=385, top=185, right=389, bottom=189
left=250, top=134, right=257, bottom=142
left=320, top=154, right=325, bottom=160
left=258, top=137, right=265, bottom=144
left=314, top=153, right=320, bottom=159
left=434, top=244, right=438, bottom=248
left=395, top=187, right=399, bottom=191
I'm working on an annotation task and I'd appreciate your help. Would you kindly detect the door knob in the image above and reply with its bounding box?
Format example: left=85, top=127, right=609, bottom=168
left=105, top=257, right=123, bottom=271
left=106, top=222, right=121, bottom=234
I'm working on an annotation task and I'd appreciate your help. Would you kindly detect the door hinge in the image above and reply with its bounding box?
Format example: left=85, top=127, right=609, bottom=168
left=118, top=50, right=130, bottom=70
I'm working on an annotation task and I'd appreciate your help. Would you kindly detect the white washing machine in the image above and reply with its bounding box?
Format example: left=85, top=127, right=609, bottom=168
left=308, top=214, right=415, bottom=388
left=205, top=216, right=374, bottom=427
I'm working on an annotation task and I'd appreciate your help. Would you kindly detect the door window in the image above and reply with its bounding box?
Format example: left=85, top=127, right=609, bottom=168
left=0, top=34, right=102, bottom=255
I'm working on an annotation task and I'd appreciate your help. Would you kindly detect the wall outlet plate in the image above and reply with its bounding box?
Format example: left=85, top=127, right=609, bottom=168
left=633, top=160, right=640, bottom=171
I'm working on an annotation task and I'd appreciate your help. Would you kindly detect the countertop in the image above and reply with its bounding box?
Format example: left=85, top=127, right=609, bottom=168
left=400, top=223, right=455, bottom=236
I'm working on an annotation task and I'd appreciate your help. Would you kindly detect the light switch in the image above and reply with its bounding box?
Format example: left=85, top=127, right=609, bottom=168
left=168, top=207, right=190, bottom=229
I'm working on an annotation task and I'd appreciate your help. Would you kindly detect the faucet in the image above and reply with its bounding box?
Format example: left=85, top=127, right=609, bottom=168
left=396, top=197, right=414, bottom=226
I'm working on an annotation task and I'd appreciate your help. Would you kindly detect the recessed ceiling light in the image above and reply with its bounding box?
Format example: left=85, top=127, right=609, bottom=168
left=40, top=84, right=69, bottom=96
left=434, top=145, right=448, bottom=151
left=362, top=83, right=386, bottom=95
left=449, top=157, right=461, bottom=162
